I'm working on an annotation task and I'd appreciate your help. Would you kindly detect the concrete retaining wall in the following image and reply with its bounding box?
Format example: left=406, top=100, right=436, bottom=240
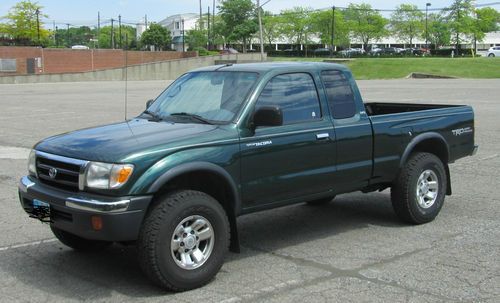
left=0, top=53, right=265, bottom=84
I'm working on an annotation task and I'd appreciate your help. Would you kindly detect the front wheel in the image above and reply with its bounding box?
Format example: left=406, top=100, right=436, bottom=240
left=488, top=53, right=495, bottom=57
left=391, top=152, right=447, bottom=224
left=138, top=190, right=230, bottom=291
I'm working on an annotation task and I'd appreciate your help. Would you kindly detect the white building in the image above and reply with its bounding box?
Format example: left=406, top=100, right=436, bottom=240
left=159, top=13, right=199, bottom=51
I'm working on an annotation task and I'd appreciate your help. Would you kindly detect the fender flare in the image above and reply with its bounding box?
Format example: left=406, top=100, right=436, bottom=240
left=400, top=132, right=452, bottom=195
left=147, top=161, right=242, bottom=252
left=400, top=132, right=449, bottom=168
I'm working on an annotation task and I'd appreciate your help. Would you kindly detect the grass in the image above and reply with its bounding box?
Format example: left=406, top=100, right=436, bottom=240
left=269, top=57, right=500, bottom=79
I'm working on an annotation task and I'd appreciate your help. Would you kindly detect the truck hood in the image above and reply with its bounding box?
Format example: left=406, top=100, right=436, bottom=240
left=35, top=118, right=222, bottom=163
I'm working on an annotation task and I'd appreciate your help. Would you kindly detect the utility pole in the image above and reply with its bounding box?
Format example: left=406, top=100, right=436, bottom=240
left=208, top=6, right=211, bottom=50
left=182, top=19, right=185, bottom=52
left=456, top=2, right=460, bottom=56
left=425, top=3, right=431, bottom=50
left=66, top=23, right=70, bottom=47
left=52, top=20, right=56, bottom=45
left=330, top=6, right=335, bottom=57
left=97, top=12, right=100, bottom=49
left=55, top=25, right=58, bottom=46
left=145, top=14, right=148, bottom=28
left=199, top=0, right=203, bottom=29
left=119, top=15, right=122, bottom=49
left=111, top=18, right=115, bottom=49
left=212, top=0, right=215, bottom=48
left=36, top=8, right=40, bottom=45
left=257, top=0, right=265, bottom=61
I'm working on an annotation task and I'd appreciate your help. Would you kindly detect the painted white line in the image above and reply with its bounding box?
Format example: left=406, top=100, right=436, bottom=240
left=219, top=279, right=300, bottom=303
left=0, top=238, right=57, bottom=252
left=0, top=146, right=31, bottom=160
left=479, top=154, right=498, bottom=161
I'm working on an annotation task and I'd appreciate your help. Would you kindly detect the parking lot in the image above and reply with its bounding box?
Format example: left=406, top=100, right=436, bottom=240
left=0, top=79, right=499, bottom=302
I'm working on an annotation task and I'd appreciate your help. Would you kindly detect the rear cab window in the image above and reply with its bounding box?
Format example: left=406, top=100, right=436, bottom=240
left=321, top=70, right=357, bottom=119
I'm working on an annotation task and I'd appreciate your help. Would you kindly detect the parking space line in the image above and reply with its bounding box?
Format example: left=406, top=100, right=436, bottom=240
left=0, top=238, right=57, bottom=252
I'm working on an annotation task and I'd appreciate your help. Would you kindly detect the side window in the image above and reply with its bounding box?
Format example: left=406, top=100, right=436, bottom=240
left=321, top=70, right=356, bottom=119
left=255, top=73, right=321, bottom=125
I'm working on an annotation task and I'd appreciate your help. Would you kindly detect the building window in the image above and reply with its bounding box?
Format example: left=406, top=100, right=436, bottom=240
left=0, top=59, right=16, bottom=72
left=175, top=21, right=180, bottom=29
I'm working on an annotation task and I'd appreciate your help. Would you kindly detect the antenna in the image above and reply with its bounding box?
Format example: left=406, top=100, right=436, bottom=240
left=124, top=37, right=128, bottom=121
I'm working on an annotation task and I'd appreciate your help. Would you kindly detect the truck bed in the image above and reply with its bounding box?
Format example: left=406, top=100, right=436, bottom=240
left=365, top=102, right=463, bottom=116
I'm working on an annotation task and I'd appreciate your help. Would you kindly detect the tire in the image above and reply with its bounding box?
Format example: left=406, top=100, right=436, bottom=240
left=391, top=152, right=447, bottom=224
left=488, top=53, right=495, bottom=57
left=306, top=196, right=335, bottom=206
left=50, top=225, right=111, bottom=251
left=138, top=190, right=230, bottom=291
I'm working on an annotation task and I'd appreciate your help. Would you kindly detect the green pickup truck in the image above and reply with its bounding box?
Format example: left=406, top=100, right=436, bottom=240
left=18, top=62, right=477, bottom=291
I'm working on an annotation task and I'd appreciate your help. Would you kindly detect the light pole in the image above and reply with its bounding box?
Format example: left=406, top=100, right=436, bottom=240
left=182, top=19, right=185, bottom=52
left=256, top=0, right=271, bottom=61
left=330, top=6, right=335, bottom=57
left=425, top=3, right=431, bottom=50
left=36, top=8, right=40, bottom=45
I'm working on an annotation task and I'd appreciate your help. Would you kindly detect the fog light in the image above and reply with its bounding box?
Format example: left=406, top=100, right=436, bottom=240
left=91, top=216, right=103, bottom=231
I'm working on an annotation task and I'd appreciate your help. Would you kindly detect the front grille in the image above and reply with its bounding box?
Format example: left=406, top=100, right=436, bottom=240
left=36, top=153, right=83, bottom=192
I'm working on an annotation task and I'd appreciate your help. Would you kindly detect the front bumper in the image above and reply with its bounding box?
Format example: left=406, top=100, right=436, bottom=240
left=18, top=176, right=153, bottom=242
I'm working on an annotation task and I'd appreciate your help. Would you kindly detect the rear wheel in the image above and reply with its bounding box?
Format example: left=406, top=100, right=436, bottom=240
left=50, top=225, right=111, bottom=251
left=306, top=196, right=335, bottom=206
left=138, top=190, right=230, bottom=291
left=391, top=152, right=447, bottom=224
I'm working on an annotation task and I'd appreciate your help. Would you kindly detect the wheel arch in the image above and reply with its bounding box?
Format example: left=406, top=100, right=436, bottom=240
left=400, top=132, right=452, bottom=195
left=147, top=162, right=241, bottom=252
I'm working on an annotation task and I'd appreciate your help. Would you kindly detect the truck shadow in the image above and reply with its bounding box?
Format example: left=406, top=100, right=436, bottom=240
left=1, top=191, right=404, bottom=300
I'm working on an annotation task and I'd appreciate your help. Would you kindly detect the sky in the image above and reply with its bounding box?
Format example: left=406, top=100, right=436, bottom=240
left=0, top=0, right=498, bottom=27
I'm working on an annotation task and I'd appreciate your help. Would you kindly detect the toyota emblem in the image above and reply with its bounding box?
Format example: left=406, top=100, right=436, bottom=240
left=48, top=167, right=58, bottom=179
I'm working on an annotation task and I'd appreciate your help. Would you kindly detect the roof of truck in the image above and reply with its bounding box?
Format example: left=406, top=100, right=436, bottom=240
left=191, top=61, right=350, bottom=74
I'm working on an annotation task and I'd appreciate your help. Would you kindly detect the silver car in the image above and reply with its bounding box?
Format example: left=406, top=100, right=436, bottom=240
left=487, top=46, right=500, bottom=57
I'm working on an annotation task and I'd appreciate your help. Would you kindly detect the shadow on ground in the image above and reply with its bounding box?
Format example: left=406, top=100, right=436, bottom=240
left=0, top=191, right=405, bottom=300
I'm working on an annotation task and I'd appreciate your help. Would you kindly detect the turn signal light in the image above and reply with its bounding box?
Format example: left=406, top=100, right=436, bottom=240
left=91, top=215, right=103, bottom=231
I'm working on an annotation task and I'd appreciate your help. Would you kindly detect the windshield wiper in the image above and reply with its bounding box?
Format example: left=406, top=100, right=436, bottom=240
left=170, top=112, right=213, bottom=124
left=142, top=110, right=163, bottom=122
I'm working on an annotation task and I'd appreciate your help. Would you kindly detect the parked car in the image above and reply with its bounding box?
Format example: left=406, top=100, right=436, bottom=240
left=71, top=45, right=89, bottom=50
left=487, top=46, right=500, bottom=57
left=339, top=48, right=365, bottom=57
left=19, top=62, right=477, bottom=291
left=380, top=47, right=400, bottom=55
left=219, top=48, right=239, bottom=54
left=369, top=48, right=382, bottom=56
left=313, top=48, right=331, bottom=56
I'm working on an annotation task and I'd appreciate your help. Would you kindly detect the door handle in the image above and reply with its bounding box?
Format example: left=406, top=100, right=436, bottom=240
left=316, top=133, right=330, bottom=140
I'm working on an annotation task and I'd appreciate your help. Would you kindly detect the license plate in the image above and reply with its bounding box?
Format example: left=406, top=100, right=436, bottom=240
left=33, top=199, right=50, bottom=208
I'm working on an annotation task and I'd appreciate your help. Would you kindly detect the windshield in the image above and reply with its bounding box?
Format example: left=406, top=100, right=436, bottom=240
left=147, top=71, right=259, bottom=123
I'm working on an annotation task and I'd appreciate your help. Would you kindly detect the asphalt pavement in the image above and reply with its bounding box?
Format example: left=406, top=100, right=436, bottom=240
left=0, top=79, right=498, bottom=302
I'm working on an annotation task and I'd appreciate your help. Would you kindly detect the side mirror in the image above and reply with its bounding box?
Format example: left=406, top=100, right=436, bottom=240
left=146, top=99, right=154, bottom=109
left=253, top=106, right=283, bottom=128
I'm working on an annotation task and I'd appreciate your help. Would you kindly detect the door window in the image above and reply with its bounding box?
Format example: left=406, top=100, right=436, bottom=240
left=255, top=73, right=321, bottom=125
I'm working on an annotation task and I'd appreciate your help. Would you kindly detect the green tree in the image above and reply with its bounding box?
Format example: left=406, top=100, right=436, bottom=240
left=186, top=28, right=208, bottom=50
left=261, top=11, right=282, bottom=50
left=309, top=9, right=349, bottom=48
left=390, top=4, right=424, bottom=46
left=218, top=0, right=258, bottom=52
left=443, top=0, right=476, bottom=52
left=140, top=23, right=172, bottom=51
left=1, top=0, right=50, bottom=45
left=473, top=7, right=500, bottom=44
left=427, top=13, right=451, bottom=49
left=279, top=7, right=311, bottom=46
left=344, top=3, right=388, bottom=50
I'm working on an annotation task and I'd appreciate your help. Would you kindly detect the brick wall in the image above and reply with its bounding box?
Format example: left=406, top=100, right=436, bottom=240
left=0, top=47, right=197, bottom=75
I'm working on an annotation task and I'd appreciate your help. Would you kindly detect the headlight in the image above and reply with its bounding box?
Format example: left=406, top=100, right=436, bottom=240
left=28, top=150, right=37, bottom=176
left=85, top=162, right=134, bottom=189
